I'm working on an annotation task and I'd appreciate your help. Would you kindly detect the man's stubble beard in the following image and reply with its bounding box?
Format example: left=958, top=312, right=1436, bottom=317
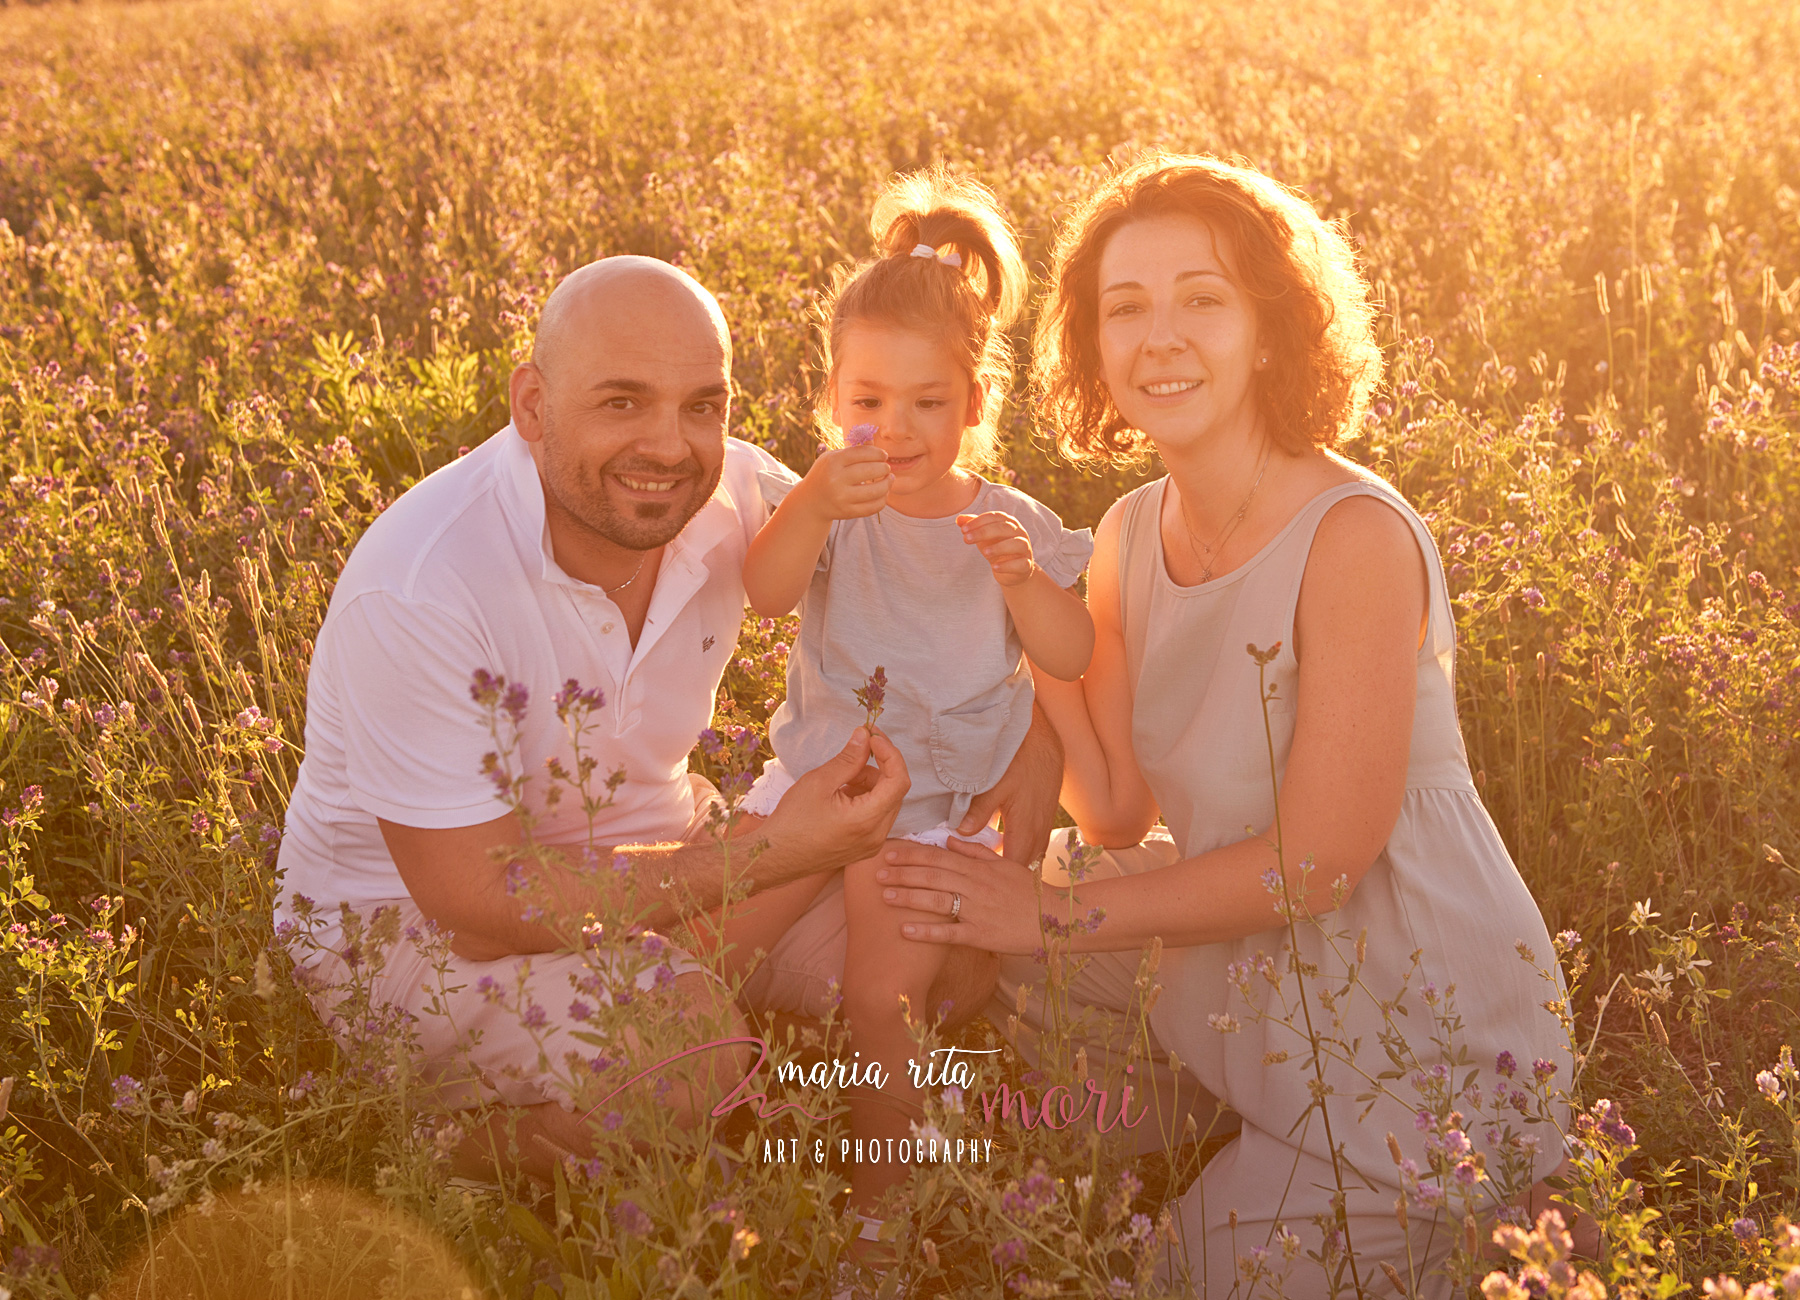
left=537, top=406, right=724, bottom=553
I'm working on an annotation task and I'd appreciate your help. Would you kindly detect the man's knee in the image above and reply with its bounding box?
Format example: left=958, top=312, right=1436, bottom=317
left=671, top=970, right=755, bottom=1075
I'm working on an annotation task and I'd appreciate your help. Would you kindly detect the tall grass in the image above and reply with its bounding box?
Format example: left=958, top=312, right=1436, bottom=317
left=2, top=0, right=1798, bottom=1293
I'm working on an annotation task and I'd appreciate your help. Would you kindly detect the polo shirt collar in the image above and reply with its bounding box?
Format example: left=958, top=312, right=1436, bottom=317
left=491, top=424, right=742, bottom=591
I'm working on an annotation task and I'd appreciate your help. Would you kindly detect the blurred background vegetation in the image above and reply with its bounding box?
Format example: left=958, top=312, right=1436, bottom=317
left=1, top=0, right=1798, bottom=1294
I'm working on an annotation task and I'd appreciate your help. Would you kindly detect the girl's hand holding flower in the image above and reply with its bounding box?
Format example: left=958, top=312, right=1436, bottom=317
left=797, top=433, right=891, bottom=520
left=958, top=510, right=1036, bottom=587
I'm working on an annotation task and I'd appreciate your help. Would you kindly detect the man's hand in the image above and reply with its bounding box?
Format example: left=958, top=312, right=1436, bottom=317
left=958, top=510, right=1035, bottom=587
left=761, top=726, right=910, bottom=872
left=955, top=701, right=1063, bottom=864
left=797, top=446, right=891, bottom=520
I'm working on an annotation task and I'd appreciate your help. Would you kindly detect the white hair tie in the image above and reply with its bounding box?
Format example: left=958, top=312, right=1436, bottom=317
left=910, top=242, right=962, bottom=268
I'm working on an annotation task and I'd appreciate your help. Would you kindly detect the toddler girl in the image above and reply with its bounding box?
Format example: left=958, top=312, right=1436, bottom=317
left=739, top=169, right=1095, bottom=1224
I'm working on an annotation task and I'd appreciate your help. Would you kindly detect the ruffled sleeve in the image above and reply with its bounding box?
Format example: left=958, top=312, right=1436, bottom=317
left=1035, top=523, right=1095, bottom=588
left=754, top=464, right=800, bottom=517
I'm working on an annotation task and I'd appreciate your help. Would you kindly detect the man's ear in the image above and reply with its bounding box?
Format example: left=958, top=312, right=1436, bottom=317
left=511, top=363, right=547, bottom=442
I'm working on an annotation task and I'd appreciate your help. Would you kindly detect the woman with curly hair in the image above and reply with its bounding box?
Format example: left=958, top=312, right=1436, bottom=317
left=876, top=155, right=1572, bottom=1295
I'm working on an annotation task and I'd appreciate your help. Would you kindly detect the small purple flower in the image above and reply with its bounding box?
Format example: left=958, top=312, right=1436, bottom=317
left=1732, top=1217, right=1758, bottom=1243
left=601, top=1110, right=625, bottom=1130
left=992, top=1238, right=1027, bottom=1268
left=520, top=1002, right=548, bottom=1029
left=1520, top=586, right=1545, bottom=609
left=476, top=975, right=503, bottom=1002
left=1533, top=1057, right=1558, bottom=1083
left=191, top=810, right=211, bottom=835
left=112, top=1075, right=143, bottom=1112
left=846, top=423, right=878, bottom=447
left=853, top=666, right=887, bottom=729
left=641, top=933, right=666, bottom=958
left=500, top=682, right=529, bottom=725
left=613, top=1198, right=653, bottom=1237
left=1411, top=1183, right=1445, bottom=1209
left=569, top=1000, right=593, bottom=1022
left=612, top=852, right=632, bottom=875
left=1495, top=1051, right=1517, bottom=1078
left=652, top=963, right=676, bottom=990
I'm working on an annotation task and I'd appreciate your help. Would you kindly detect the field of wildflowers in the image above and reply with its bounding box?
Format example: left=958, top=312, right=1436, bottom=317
left=2, top=0, right=1799, bottom=1293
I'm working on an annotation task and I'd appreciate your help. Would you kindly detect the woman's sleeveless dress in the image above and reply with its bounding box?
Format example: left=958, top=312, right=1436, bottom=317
left=1115, top=475, right=1570, bottom=1298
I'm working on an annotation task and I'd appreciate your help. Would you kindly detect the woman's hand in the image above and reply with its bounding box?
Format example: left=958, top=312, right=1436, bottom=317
left=874, top=837, right=1052, bottom=955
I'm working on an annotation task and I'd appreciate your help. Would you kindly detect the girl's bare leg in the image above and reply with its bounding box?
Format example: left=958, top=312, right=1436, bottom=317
left=840, top=843, right=998, bottom=1218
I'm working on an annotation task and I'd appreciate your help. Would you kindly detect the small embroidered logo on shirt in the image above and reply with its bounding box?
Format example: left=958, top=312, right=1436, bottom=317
left=702, top=634, right=716, bottom=653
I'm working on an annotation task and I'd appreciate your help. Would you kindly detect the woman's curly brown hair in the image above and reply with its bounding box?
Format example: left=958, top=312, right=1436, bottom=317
left=1032, top=153, right=1382, bottom=465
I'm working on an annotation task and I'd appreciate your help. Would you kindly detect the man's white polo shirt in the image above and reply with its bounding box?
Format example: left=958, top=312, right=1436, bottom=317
left=274, top=425, right=795, bottom=950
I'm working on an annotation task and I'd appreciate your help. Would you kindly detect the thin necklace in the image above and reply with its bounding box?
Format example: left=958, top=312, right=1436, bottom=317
left=1180, top=445, right=1271, bottom=583
left=603, top=552, right=649, bottom=596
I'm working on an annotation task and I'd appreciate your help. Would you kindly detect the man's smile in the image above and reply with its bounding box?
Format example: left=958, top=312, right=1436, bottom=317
left=616, top=474, right=683, bottom=494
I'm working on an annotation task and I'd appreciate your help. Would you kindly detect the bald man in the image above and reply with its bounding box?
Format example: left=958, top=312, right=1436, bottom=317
left=275, top=257, right=1060, bottom=1179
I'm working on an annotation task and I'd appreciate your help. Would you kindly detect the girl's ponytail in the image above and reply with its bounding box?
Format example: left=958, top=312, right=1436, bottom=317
left=815, top=168, right=1028, bottom=471
left=870, top=171, right=1028, bottom=331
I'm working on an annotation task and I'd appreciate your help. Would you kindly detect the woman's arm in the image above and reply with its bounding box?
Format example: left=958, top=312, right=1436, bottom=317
left=744, top=446, right=890, bottom=616
left=1028, top=500, right=1158, bottom=846
left=957, top=509, right=1095, bottom=680
left=879, top=495, right=1429, bottom=953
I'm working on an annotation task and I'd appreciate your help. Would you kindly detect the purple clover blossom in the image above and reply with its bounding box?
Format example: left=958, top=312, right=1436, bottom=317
left=653, top=963, right=677, bottom=990
left=602, top=1110, right=625, bottom=1130
left=476, top=975, right=503, bottom=1002
left=1532, top=1057, right=1558, bottom=1083
left=1415, top=1109, right=1435, bottom=1132
left=569, top=1000, right=593, bottom=1022
left=112, top=1075, right=143, bottom=1112
left=520, top=1003, right=548, bottom=1029
left=612, top=1199, right=653, bottom=1237
left=1732, top=1217, right=1758, bottom=1243
left=500, top=682, right=529, bottom=725
left=1495, top=1050, right=1518, bottom=1078
left=641, top=933, right=666, bottom=958
left=854, top=666, right=887, bottom=729
left=1520, top=586, right=1546, bottom=609
left=553, top=678, right=604, bottom=713
left=992, top=1238, right=1027, bottom=1268
left=846, top=423, right=878, bottom=447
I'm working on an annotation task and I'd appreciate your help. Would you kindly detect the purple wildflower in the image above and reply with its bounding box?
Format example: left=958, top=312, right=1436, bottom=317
left=992, top=1238, right=1027, bottom=1268
left=854, top=666, right=887, bottom=730
left=1495, top=1050, right=1517, bottom=1078
left=613, top=1199, right=653, bottom=1237
left=112, top=1075, right=143, bottom=1112
left=846, top=423, right=878, bottom=447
